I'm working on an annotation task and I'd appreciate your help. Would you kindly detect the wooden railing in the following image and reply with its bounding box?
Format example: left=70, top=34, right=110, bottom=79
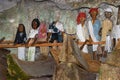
left=0, top=41, right=63, bottom=48
left=0, top=37, right=105, bottom=48
left=0, top=40, right=105, bottom=48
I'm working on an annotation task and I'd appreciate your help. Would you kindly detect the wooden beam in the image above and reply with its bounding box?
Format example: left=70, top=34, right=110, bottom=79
left=77, top=41, right=105, bottom=45
left=0, top=40, right=105, bottom=48
left=0, top=43, right=63, bottom=48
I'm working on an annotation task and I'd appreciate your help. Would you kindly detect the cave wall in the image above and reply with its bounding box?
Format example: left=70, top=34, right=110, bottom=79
left=0, top=0, right=120, bottom=53
left=0, top=0, right=120, bottom=40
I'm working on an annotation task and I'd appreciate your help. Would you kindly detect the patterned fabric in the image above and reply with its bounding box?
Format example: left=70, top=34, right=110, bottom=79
left=38, top=22, right=47, bottom=39
left=27, top=47, right=35, bottom=61
left=28, top=29, right=38, bottom=38
left=27, top=28, right=39, bottom=61
left=101, top=19, right=113, bottom=41
left=48, top=21, right=64, bottom=43
left=38, top=35, right=49, bottom=57
left=40, top=46, right=49, bottom=56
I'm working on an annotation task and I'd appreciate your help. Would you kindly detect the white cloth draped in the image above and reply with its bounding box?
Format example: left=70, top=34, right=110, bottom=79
left=88, top=21, right=98, bottom=51
left=76, top=24, right=88, bottom=53
left=55, top=21, right=64, bottom=32
left=27, top=28, right=39, bottom=61
left=112, top=25, right=120, bottom=40
left=28, top=29, right=38, bottom=38
left=27, top=47, right=35, bottom=61
left=105, top=35, right=112, bottom=52
left=18, top=47, right=26, bottom=60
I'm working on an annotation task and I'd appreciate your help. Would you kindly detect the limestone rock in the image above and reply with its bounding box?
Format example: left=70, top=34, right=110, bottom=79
left=106, top=49, right=120, bottom=67
left=53, top=63, right=96, bottom=80
left=0, top=49, right=10, bottom=80
left=99, top=64, right=120, bottom=80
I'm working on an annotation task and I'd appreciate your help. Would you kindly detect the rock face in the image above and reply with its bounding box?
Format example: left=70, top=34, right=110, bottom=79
left=0, top=0, right=120, bottom=41
left=7, top=54, right=56, bottom=79
left=99, top=64, right=120, bottom=80
left=53, top=63, right=96, bottom=80
left=52, top=34, right=97, bottom=80
left=98, top=49, right=120, bottom=80
left=106, top=49, right=120, bottom=67
left=0, top=49, right=10, bottom=80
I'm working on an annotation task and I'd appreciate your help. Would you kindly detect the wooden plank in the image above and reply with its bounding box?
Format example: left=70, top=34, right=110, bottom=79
left=2, top=40, right=105, bottom=44
left=50, top=49, right=59, bottom=65
left=71, top=38, right=89, bottom=70
left=0, top=43, right=63, bottom=48
left=0, top=40, right=105, bottom=48
left=77, top=41, right=105, bottom=45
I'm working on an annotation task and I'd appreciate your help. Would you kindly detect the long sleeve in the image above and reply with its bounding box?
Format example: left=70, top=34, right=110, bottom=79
left=28, top=29, right=38, bottom=38
left=76, top=24, right=85, bottom=42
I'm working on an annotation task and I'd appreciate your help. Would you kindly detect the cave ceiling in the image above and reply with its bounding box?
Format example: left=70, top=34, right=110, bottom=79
left=0, top=0, right=120, bottom=12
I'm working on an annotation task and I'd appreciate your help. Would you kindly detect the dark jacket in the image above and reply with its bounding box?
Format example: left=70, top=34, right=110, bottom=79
left=14, top=32, right=27, bottom=44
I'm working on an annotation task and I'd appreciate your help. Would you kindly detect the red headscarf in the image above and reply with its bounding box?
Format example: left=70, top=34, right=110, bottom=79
left=89, top=8, right=98, bottom=13
left=76, top=12, right=86, bottom=24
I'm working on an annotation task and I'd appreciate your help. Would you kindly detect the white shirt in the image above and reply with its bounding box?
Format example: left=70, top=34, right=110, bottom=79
left=55, top=21, right=64, bottom=32
left=28, top=28, right=38, bottom=38
left=76, top=24, right=89, bottom=53
left=77, top=24, right=85, bottom=41
left=112, top=25, right=120, bottom=39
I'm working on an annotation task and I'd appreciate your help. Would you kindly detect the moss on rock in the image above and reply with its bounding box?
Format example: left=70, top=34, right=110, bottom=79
left=7, top=54, right=30, bottom=80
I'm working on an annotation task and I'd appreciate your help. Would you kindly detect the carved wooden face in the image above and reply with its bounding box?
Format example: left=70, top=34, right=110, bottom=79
left=32, top=21, right=38, bottom=29
left=18, top=24, right=24, bottom=32
left=79, top=17, right=86, bottom=23
left=104, top=12, right=112, bottom=19
left=90, top=11, right=98, bottom=19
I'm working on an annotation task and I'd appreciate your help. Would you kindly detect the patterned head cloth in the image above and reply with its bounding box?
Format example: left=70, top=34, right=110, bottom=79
left=89, top=8, right=98, bottom=13
left=104, top=7, right=113, bottom=12
left=76, top=12, right=86, bottom=24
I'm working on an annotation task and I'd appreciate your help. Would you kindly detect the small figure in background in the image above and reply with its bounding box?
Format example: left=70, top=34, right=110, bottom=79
left=37, top=21, right=49, bottom=59
left=88, top=8, right=101, bottom=60
left=55, top=20, right=64, bottom=43
left=27, top=18, right=40, bottom=61
left=48, top=20, right=64, bottom=43
left=101, top=7, right=113, bottom=43
left=14, top=24, right=27, bottom=60
left=48, top=21, right=58, bottom=43
left=38, top=21, right=47, bottom=42
left=76, top=12, right=89, bottom=53
left=100, top=7, right=113, bottom=62
left=48, top=20, right=64, bottom=50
